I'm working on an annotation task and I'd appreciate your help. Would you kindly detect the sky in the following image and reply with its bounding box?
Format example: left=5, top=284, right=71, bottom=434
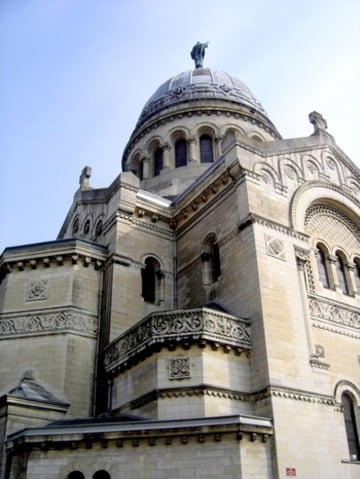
left=0, top=0, right=359, bottom=253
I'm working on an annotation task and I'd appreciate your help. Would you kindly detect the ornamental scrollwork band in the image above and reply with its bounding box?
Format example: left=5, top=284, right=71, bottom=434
left=309, top=296, right=360, bottom=329
left=0, top=308, right=98, bottom=337
left=104, top=308, right=252, bottom=372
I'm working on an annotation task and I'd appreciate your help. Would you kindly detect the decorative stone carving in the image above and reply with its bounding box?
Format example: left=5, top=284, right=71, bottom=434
left=314, top=344, right=325, bottom=358
left=309, top=296, right=360, bottom=330
left=79, top=166, right=92, bottom=189
left=26, top=280, right=48, bottom=301
left=169, top=357, right=191, bottom=379
left=309, top=111, right=327, bottom=134
left=104, top=308, right=251, bottom=373
left=265, top=235, right=285, bottom=260
left=305, top=205, right=360, bottom=250
left=0, top=308, right=98, bottom=337
left=285, top=166, right=297, bottom=180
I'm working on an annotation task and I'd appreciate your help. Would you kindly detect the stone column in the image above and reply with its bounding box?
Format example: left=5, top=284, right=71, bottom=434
left=344, top=261, right=355, bottom=296
left=215, top=136, right=223, bottom=159
left=327, top=254, right=337, bottom=290
left=162, top=143, right=172, bottom=169
left=188, top=137, right=198, bottom=163
left=142, top=157, right=151, bottom=179
left=295, top=250, right=315, bottom=358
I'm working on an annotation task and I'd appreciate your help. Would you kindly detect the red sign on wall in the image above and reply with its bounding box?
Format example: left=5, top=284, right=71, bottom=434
left=286, top=468, right=296, bottom=476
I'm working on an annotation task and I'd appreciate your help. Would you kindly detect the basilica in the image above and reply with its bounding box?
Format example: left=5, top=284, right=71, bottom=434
left=0, top=44, right=359, bottom=479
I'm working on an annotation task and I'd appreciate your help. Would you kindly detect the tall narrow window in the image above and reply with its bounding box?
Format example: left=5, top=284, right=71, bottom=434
left=200, top=134, right=214, bottom=163
left=154, top=147, right=163, bottom=177
left=202, top=236, right=221, bottom=286
left=95, top=219, right=103, bottom=239
left=336, top=253, right=349, bottom=294
left=342, top=392, right=360, bottom=460
left=354, top=259, right=360, bottom=292
left=175, top=139, right=187, bottom=167
left=72, top=217, right=79, bottom=236
left=316, top=245, right=330, bottom=288
left=141, top=257, right=162, bottom=304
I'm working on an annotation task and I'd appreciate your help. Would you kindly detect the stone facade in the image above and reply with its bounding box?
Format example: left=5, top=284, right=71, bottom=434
left=0, top=62, right=359, bottom=479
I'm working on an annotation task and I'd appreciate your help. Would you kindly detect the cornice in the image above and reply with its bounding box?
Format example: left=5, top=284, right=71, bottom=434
left=175, top=174, right=234, bottom=237
left=239, top=213, right=309, bottom=241
left=123, top=103, right=280, bottom=163
left=253, top=385, right=336, bottom=406
left=7, top=414, right=273, bottom=453
left=1, top=395, right=69, bottom=413
left=0, top=240, right=107, bottom=283
left=117, top=384, right=338, bottom=418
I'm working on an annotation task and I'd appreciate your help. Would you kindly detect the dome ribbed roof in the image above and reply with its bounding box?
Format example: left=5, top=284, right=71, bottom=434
left=137, top=68, right=267, bottom=128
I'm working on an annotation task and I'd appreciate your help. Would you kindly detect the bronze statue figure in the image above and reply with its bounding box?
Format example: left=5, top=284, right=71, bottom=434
left=190, top=41, right=208, bottom=68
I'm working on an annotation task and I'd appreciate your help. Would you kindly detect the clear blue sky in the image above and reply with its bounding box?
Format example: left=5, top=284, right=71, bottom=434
left=1, top=0, right=359, bottom=252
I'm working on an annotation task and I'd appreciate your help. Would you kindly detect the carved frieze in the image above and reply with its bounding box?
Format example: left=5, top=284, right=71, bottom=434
left=0, top=308, right=98, bottom=337
left=104, top=308, right=251, bottom=374
left=309, top=295, right=360, bottom=331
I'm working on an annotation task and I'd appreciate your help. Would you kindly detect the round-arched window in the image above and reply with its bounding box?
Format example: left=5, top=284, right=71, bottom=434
left=93, top=471, right=111, bottom=479
left=72, top=217, right=79, bottom=236
left=95, top=219, right=103, bottom=239
left=68, top=472, right=85, bottom=479
left=83, top=219, right=91, bottom=236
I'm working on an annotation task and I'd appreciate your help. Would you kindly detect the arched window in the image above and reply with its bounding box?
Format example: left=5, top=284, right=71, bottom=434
left=175, top=139, right=187, bottom=167
left=95, top=219, right=103, bottom=239
left=342, top=392, right=360, bottom=460
left=72, top=217, right=79, bottom=236
left=201, top=236, right=221, bottom=286
left=93, top=471, right=111, bottom=479
left=200, top=134, right=214, bottom=163
left=141, top=257, right=163, bottom=304
left=139, top=160, right=144, bottom=181
left=336, top=253, right=349, bottom=294
left=315, top=244, right=330, bottom=288
left=354, top=259, right=360, bottom=292
left=154, top=147, right=163, bottom=177
left=83, top=219, right=91, bottom=236
left=68, top=472, right=85, bottom=479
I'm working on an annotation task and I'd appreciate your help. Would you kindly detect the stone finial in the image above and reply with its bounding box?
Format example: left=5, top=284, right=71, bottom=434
left=309, top=111, right=327, bottom=135
left=79, top=166, right=92, bottom=190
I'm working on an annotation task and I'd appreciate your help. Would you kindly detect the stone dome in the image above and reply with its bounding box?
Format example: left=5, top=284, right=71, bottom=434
left=136, top=68, right=268, bottom=128
left=122, top=65, right=281, bottom=197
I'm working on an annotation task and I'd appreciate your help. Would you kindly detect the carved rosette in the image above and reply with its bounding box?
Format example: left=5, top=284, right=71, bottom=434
left=104, top=308, right=251, bottom=373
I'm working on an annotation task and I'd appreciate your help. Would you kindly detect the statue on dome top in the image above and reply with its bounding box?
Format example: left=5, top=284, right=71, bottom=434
left=190, top=41, right=208, bottom=69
